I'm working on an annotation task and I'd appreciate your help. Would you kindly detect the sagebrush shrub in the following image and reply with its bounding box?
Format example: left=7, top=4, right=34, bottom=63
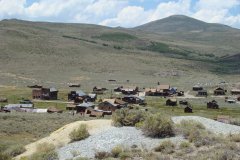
left=154, top=140, right=175, bottom=154
left=29, top=143, right=58, bottom=160
left=112, top=108, right=146, bottom=127
left=69, top=124, right=90, bottom=142
left=141, top=113, right=174, bottom=138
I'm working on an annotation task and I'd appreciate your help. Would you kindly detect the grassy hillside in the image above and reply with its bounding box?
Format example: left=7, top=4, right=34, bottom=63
left=0, top=17, right=239, bottom=89
left=135, top=15, right=235, bottom=33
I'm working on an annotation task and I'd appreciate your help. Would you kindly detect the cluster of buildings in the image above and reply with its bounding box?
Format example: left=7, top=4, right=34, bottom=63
left=1, top=83, right=240, bottom=115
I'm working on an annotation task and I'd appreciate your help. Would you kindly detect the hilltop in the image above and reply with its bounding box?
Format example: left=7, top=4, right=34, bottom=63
left=0, top=15, right=239, bottom=88
left=134, top=15, right=237, bottom=33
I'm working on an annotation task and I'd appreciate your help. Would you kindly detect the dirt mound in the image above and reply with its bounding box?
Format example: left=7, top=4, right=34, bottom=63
left=15, top=119, right=111, bottom=159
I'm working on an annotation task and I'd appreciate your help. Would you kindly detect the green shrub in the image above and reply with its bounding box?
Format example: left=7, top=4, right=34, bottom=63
left=119, top=152, right=131, bottom=160
left=0, top=153, right=11, bottom=160
left=229, top=118, right=240, bottom=126
left=29, top=143, right=58, bottom=160
left=112, top=109, right=146, bottom=127
left=179, top=141, right=191, bottom=149
left=229, top=133, right=240, bottom=142
left=141, top=113, right=174, bottom=138
left=69, top=124, right=90, bottom=142
left=154, top=140, right=175, bottom=154
left=178, top=120, right=205, bottom=138
left=111, top=145, right=123, bottom=158
left=94, top=151, right=111, bottom=159
left=4, top=144, right=26, bottom=157
left=177, top=120, right=221, bottom=147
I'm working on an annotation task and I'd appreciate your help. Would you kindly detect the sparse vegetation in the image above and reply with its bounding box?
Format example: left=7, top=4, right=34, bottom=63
left=112, top=108, right=146, bottom=127
left=94, top=151, right=111, bottom=159
left=29, top=143, right=58, bottom=160
left=141, top=113, right=174, bottom=138
left=229, top=133, right=240, bottom=142
left=63, top=35, right=97, bottom=44
left=179, top=141, right=191, bottom=149
left=154, top=140, right=175, bottom=154
left=93, top=32, right=137, bottom=42
left=69, top=124, right=90, bottom=142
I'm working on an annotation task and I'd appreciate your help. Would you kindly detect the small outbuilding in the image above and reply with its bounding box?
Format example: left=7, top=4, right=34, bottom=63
left=76, top=102, right=95, bottom=113
left=197, top=90, right=208, bottom=96
left=193, top=85, right=203, bottom=91
left=231, top=89, right=240, bottom=95
left=184, top=105, right=193, bottom=113
left=214, top=87, right=226, bottom=95
left=179, top=100, right=188, bottom=105
left=166, top=98, right=177, bottom=106
left=47, top=107, right=63, bottom=113
left=122, top=95, right=145, bottom=104
left=207, top=100, right=219, bottom=109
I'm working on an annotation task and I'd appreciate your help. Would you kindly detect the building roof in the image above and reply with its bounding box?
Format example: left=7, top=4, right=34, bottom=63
left=167, top=98, right=177, bottom=102
left=77, top=102, right=95, bottom=108
left=4, top=104, right=34, bottom=109
left=76, top=90, right=87, bottom=96
left=47, top=107, right=62, bottom=112
left=198, top=90, right=207, bottom=93
left=157, top=85, right=170, bottom=90
left=32, top=109, right=48, bottom=113
left=215, top=87, right=224, bottom=91
left=193, top=85, right=202, bottom=88
left=145, top=88, right=157, bottom=92
left=115, top=99, right=127, bottom=105
left=125, top=95, right=145, bottom=101
left=88, top=93, right=97, bottom=98
left=231, top=89, right=240, bottom=92
left=50, top=87, right=58, bottom=92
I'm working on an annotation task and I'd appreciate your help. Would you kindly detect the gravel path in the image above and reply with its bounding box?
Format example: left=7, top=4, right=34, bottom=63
left=172, top=116, right=240, bottom=135
left=58, top=127, right=183, bottom=160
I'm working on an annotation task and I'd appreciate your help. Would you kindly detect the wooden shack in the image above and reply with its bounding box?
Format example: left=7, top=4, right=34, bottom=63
left=184, top=105, right=193, bottom=113
left=155, top=85, right=170, bottom=96
left=32, top=87, right=58, bottom=100
left=179, top=100, right=188, bottom=105
left=89, top=109, right=105, bottom=117
left=47, top=107, right=63, bottom=113
left=121, top=86, right=139, bottom=95
left=76, top=102, right=95, bottom=113
left=0, top=97, right=8, bottom=103
left=93, top=86, right=107, bottom=94
left=207, top=100, right=219, bottom=109
left=98, top=98, right=127, bottom=112
left=193, top=85, right=203, bottom=91
left=197, top=90, right=208, bottom=96
left=214, top=87, right=225, bottom=95
left=166, top=98, right=177, bottom=106
left=231, top=89, right=240, bottom=95
left=122, top=95, right=145, bottom=104
left=144, top=88, right=157, bottom=96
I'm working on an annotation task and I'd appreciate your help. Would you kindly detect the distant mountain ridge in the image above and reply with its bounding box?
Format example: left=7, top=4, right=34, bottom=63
left=134, top=15, right=238, bottom=33
left=0, top=15, right=239, bottom=87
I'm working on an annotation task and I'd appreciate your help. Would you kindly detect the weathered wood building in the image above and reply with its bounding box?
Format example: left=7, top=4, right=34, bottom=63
left=32, top=87, right=58, bottom=100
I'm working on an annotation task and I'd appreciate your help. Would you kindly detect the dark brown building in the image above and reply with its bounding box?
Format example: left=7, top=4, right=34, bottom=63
left=32, top=87, right=58, bottom=100
left=214, top=87, right=225, bottom=95
left=231, top=89, right=240, bottom=95
left=166, top=98, right=177, bottom=106
left=97, top=99, right=127, bottom=112
left=207, top=100, right=219, bottom=109
left=193, top=85, right=203, bottom=91
left=184, top=105, right=193, bottom=113
left=93, top=86, right=107, bottom=94
left=197, top=90, right=208, bottom=96
left=122, top=95, right=145, bottom=104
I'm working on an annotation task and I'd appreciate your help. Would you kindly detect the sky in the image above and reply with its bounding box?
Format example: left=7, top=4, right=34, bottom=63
left=0, top=0, right=240, bottom=28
